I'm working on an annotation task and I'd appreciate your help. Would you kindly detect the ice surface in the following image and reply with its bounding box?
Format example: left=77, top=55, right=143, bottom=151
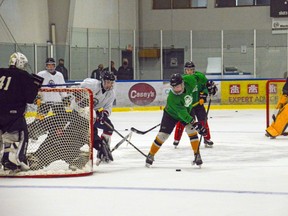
left=1, top=109, right=288, bottom=216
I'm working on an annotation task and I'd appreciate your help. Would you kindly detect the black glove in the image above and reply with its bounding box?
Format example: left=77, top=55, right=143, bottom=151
left=96, top=110, right=109, bottom=124
left=192, top=122, right=207, bottom=136
left=62, top=95, right=72, bottom=107
left=207, top=81, right=217, bottom=96
left=199, top=92, right=207, bottom=105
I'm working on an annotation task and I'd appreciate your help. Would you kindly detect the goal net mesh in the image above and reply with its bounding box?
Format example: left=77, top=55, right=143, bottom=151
left=0, top=87, right=94, bottom=177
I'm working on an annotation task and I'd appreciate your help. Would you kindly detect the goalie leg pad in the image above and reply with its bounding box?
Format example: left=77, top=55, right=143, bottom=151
left=0, top=131, right=3, bottom=167
left=2, top=131, right=29, bottom=170
left=266, top=104, right=288, bottom=137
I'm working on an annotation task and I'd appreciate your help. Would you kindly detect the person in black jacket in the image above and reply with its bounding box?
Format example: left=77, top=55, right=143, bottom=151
left=55, top=58, right=69, bottom=81
left=90, top=64, right=104, bottom=80
left=104, top=61, right=118, bottom=77
left=117, top=58, right=134, bottom=80
left=0, top=52, right=43, bottom=172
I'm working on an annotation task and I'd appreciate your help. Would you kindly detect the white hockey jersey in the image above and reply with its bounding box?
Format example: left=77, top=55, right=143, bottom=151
left=80, top=78, right=115, bottom=116
left=37, top=70, right=66, bottom=102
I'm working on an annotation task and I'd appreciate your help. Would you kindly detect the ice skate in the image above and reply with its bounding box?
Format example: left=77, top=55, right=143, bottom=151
left=145, top=153, right=154, bottom=168
left=204, top=138, right=214, bottom=148
left=173, top=140, right=179, bottom=148
left=192, top=153, right=203, bottom=167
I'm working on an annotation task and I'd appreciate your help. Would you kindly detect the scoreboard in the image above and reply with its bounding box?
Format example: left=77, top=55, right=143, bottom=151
left=271, top=0, right=288, bottom=17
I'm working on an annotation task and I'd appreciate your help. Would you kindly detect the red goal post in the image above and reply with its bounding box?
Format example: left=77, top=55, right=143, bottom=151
left=0, top=87, right=94, bottom=178
left=266, top=79, right=286, bottom=128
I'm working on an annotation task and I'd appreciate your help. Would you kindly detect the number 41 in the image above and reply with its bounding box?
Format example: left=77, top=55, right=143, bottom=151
left=0, top=76, right=12, bottom=91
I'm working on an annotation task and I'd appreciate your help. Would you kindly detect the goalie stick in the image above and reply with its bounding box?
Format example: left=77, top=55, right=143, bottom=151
left=130, top=123, right=161, bottom=135
left=103, top=121, right=148, bottom=158
left=110, top=132, right=132, bottom=152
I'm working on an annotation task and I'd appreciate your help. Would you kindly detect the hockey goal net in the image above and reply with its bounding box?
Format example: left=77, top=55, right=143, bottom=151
left=0, top=87, right=94, bottom=177
left=266, top=79, right=286, bottom=129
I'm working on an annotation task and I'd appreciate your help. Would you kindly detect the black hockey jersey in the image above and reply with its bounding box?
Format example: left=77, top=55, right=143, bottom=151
left=0, top=67, right=40, bottom=116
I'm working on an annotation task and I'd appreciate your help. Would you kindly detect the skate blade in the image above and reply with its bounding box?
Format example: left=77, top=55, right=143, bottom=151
left=145, top=163, right=151, bottom=168
left=192, top=161, right=202, bottom=168
left=95, top=159, right=102, bottom=166
left=205, top=144, right=213, bottom=148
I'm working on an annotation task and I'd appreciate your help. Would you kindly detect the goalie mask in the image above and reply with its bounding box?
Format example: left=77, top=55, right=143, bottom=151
left=45, top=57, right=56, bottom=73
left=101, top=71, right=115, bottom=91
left=184, top=61, right=195, bottom=75
left=9, top=52, right=28, bottom=70
left=170, top=73, right=184, bottom=95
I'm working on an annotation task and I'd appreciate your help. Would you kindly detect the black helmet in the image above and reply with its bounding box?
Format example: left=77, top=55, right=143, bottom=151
left=102, top=71, right=115, bottom=81
left=45, top=57, right=56, bottom=65
left=170, top=73, right=183, bottom=87
left=184, top=61, right=195, bottom=69
left=45, top=57, right=56, bottom=73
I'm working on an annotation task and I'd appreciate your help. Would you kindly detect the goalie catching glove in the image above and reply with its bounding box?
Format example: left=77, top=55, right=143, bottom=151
left=96, top=109, right=109, bottom=124
left=207, top=81, right=217, bottom=96
left=192, top=121, right=207, bottom=136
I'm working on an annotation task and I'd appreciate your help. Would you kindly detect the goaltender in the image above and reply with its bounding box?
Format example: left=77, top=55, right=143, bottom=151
left=266, top=77, right=288, bottom=138
left=0, top=52, right=43, bottom=172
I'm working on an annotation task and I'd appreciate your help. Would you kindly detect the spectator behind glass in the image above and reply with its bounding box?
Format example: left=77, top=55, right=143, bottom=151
left=91, top=64, right=105, bottom=80
left=55, top=58, right=69, bottom=81
left=104, top=61, right=118, bottom=77
left=117, top=58, right=134, bottom=80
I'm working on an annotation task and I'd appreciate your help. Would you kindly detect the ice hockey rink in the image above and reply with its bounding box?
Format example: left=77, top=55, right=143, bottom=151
left=1, top=109, right=288, bottom=216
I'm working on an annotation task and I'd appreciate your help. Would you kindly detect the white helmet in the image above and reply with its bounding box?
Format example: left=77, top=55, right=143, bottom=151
left=9, top=52, right=28, bottom=70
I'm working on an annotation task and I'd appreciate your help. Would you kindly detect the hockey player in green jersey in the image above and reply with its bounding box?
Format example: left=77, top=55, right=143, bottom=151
left=145, top=73, right=207, bottom=168
left=173, top=61, right=217, bottom=148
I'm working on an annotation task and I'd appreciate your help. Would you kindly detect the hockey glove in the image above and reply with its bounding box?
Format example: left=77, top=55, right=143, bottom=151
left=276, top=94, right=288, bottom=109
left=192, top=122, right=207, bottom=136
left=62, top=95, right=72, bottom=107
left=207, top=81, right=217, bottom=96
left=33, top=94, right=42, bottom=106
left=199, top=92, right=207, bottom=105
left=96, top=110, right=109, bottom=124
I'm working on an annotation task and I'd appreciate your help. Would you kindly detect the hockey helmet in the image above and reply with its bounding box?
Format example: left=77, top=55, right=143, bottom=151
left=102, top=71, right=115, bottom=91
left=170, top=73, right=183, bottom=87
left=45, top=57, right=56, bottom=73
left=9, top=52, right=28, bottom=70
left=184, top=61, right=195, bottom=69
left=184, top=61, right=195, bottom=74
left=170, top=73, right=184, bottom=95
left=102, top=71, right=115, bottom=81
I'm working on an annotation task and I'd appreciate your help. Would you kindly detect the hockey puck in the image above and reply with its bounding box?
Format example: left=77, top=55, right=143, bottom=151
left=176, top=169, right=181, bottom=172
left=125, top=129, right=128, bottom=131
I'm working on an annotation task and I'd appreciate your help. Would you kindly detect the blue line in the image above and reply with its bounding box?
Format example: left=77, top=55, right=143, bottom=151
left=0, top=185, right=287, bottom=196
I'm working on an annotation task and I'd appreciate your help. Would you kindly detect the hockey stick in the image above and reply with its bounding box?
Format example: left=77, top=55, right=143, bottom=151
left=103, top=121, right=148, bottom=158
left=130, top=123, right=161, bottom=135
left=197, top=96, right=212, bottom=153
left=130, top=102, right=200, bottom=135
left=110, top=132, right=132, bottom=152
